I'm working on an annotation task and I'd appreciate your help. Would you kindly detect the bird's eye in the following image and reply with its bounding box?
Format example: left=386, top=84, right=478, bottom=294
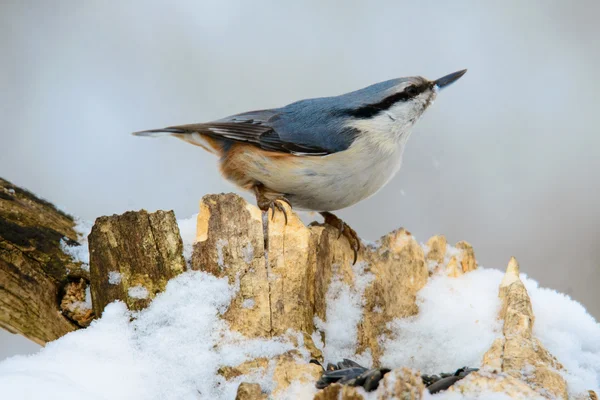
left=405, top=85, right=419, bottom=97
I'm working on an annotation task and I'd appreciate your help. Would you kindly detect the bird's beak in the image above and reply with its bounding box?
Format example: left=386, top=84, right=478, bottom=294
left=433, top=69, right=467, bottom=89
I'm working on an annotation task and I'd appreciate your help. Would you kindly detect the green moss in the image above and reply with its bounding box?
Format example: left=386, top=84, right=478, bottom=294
left=0, top=218, right=70, bottom=281
left=0, top=191, right=13, bottom=201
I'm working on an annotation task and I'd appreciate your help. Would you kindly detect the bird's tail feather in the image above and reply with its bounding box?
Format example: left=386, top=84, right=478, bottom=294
left=132, top=128, right=187, bottom=137
left=132, top=127, right=222, bottom=155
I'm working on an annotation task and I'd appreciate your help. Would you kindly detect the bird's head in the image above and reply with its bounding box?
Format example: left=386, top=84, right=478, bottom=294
left=342, top=69, right=467, bottom=140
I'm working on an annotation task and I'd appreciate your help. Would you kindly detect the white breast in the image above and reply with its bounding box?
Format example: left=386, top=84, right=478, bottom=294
left=250, top=129, right=409, bottom=211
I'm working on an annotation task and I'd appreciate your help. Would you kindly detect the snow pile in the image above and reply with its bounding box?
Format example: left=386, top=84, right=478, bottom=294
left=378, top=264, right=600, bottom=398
left=380, top=268, right=504, bottom=373
left=0, top=271, right=298, bottom=399
left=1, top=214, right=599, bottom=399
left=313, top=261, right=374, bottom=367
left=525, top=278, right=600, bottom=395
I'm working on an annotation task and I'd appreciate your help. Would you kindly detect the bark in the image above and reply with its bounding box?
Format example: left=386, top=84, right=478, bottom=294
left=0, top=177, right=85, bottom=345
left=0, top=178, right=186, bottom=343
left=192, top=194, right=434, bottom=364
left=193, top=193, right=272, bottom=337
left=88, top=209, right=186, bottom=315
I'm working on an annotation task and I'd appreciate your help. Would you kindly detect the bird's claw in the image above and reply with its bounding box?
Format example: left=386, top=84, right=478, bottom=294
left=268, top=198, right=289, bottom=224
left=254, top=186, right=291, bottom=225
left=256, top=196, right=291, bottom=225
left=337, top=221, right=344, bottom=239
left=320, top=212, right=360, bottom=264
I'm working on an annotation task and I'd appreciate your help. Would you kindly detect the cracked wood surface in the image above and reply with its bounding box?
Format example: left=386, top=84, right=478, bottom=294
left=88, top=210, right=187, bottom=315
left=0, top=177, right=84, bottom=345
left=192, top=194, right=272, bottom=337
left=191, top=193, right=435, bottom=365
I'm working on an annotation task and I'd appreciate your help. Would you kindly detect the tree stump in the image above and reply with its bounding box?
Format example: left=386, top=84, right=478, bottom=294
left=88, top=210, right=187, bottom=315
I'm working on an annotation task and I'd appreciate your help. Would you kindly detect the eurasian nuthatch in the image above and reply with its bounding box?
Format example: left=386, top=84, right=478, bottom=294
left=134, top=70, right=467, bottom=262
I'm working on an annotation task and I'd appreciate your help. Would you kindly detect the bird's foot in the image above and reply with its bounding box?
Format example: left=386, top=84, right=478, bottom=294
left=254, top=186, right=291, bottom=225
left=319, top=212, right=360, bottom=264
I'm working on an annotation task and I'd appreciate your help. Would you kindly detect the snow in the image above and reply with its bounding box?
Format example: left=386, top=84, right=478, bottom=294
left=2, top=215, right=599, bottom=399
left=525, top=277, right=600, bottom=396
left=127, top=285, right=149, bottom=300
left=380, top=268, right=504, bottom=373
left=108, top=271, right=122, bottom=285
left=313, top=261, right=374, bottom=367
left=242, top=298, right=255, bottom=309
left=176, top=213, right=198, bottom=264
left=60, top=218, right=93, bottom=271
left=0, top=272, right=298, bottom=399
left=377, top=263, right=600, bottom=397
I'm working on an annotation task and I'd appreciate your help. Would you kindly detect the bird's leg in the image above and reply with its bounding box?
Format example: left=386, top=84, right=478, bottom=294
left=253, top=184, right=291, bottom=225
left=319, top=212, right=360, bottom=264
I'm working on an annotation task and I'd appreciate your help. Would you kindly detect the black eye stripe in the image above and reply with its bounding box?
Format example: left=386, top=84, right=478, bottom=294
left=341, top=83, right=428, bottom=119
left=405, top=85, right=419, bottom=96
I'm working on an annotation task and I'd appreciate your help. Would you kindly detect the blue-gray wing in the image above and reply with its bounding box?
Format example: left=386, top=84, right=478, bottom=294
left=161, top=101, right=358, bottom=156
left=134, top=77, right=406, bottom=154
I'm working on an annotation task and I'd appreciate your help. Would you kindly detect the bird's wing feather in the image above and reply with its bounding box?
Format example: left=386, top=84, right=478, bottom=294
left=168, top=120, right=332, bottom=156
left=135, top=100, right=359, bottom=155
left=160, top=109, right=334, bottom=156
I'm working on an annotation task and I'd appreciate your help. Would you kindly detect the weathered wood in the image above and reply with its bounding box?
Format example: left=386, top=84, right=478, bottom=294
left=192, top=194, right=271, bottom=337
left=192, top=194, right=319, bottom=339
left=88, top=210, right=186, bottom=315
left=0, top=177, right=86, bottom=344
left=0, top=180, right=582, bottom=399
left=60, top=278, right=94, bottom=327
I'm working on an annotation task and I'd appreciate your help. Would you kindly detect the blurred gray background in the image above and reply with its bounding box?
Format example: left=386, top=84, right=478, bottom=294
left=1, top=0, right=599, bottom=359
